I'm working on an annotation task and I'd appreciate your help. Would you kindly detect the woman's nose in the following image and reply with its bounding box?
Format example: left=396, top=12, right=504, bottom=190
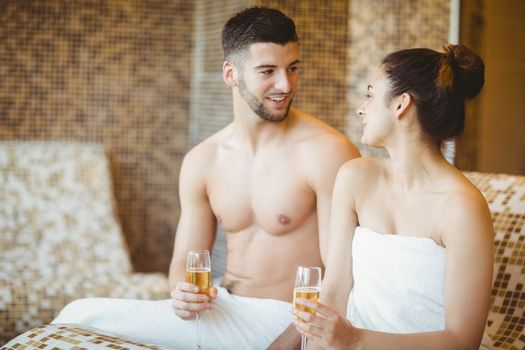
left=356, top=107, right=365, bottom=118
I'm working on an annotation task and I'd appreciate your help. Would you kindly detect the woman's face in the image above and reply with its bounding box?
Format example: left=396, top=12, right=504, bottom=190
left=356, top=68, right=396, bottom=148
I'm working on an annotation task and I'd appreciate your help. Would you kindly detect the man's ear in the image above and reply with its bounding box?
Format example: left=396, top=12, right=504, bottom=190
left=223, top=61, right=238, bottom=87
left=393, top=93, right=412, bottom=119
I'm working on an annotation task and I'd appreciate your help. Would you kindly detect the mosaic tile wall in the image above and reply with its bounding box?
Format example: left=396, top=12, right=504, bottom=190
left=190, top=0, right=453, bottom=157
left=190, top=0, right=452, bottom=155
left=0, top=1, right=193, bottom=273
left=347, top=0, right=450, bottom=156
left=1, top=0, right=454, bottom=274
left=256, top=0, right=350, bottom=132
left=188, top=0, right=248, bottom=147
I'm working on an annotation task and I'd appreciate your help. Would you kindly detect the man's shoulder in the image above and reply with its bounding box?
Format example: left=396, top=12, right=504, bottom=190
left=337, top=157, right=385, bottom=184
left=294, top=110, right=340, bottom=136
left=183, top=125, right=233, bottom=163
left=182, top=132, right=230, bottom=176
left=294, top=111, right=360, bottom=158
left=183, top=139, right=216, bottom=166
left=340, top=156, right=383, bottom=171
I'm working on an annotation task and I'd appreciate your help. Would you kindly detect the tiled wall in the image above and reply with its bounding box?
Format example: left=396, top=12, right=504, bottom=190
left=190, top=0, right=451, bottom=157
left=257, top=0, right=350, bottom=132
left=1, top=0, right=452, bottom=273
left=0, top=1, right=193, bottom=273
left=347, top=0, right=450, bottom=156
left=456, top=0, right=486, bottom=171
left=188, top=0, right=248, bottom=147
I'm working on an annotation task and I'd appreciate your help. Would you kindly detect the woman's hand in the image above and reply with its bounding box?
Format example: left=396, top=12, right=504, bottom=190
left=293, top=298, right=361, bottom=350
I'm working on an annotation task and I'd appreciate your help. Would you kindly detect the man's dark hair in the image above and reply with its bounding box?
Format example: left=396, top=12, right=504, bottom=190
left=222, top=7, right=298, bottom=61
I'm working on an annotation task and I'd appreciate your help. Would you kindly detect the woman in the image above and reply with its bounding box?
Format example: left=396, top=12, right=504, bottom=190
left=294, top=45, right=493, bottom=349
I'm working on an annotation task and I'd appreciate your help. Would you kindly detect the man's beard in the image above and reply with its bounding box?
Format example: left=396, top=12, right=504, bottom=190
left=238, top=79, right=293, bottom=122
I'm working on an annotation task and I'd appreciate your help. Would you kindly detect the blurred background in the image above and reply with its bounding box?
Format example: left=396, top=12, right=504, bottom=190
left=1, top=0, right=523, bottom=274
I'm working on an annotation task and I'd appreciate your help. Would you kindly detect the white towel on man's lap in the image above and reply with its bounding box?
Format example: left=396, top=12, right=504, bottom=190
left=347, top=226, right=492, bottom=349
left=52, top=283, right=293, bottom=350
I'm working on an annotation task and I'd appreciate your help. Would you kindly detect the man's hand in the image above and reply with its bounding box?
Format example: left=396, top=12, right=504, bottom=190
left=170, top=282, right=218, bottom=320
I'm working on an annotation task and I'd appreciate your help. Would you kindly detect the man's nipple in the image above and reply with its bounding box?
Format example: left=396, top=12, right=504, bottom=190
left=278, top=214, right=291, bottom=225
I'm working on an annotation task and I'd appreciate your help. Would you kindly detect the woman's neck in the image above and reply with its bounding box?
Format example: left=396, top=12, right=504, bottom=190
left=385, top=138, right=449, bottom=192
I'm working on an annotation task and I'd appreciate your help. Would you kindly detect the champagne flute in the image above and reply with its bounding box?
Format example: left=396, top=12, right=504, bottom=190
left=186, top=250, right=212, bottom=350
left=293, top=266, right=321, bottom=350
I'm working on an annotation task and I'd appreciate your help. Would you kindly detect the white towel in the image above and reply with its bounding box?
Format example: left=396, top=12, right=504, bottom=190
left=347, top=226, right=493, bottom=349
left=52, top=283, right=293, bottom=350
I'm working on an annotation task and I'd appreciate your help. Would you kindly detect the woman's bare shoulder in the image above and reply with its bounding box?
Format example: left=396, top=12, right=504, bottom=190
left=444, top=170, right=490, bottom=213
left=439, top=171, right=493, bottom=246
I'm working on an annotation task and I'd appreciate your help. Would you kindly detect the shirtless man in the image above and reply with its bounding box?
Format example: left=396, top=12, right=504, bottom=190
left=53, top=7, right=358, bottom=349
left=170, top=4, right=358, bottom=344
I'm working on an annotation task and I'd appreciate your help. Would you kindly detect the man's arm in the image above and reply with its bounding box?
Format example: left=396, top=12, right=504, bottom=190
left=169, top=146, right=218, bottom=319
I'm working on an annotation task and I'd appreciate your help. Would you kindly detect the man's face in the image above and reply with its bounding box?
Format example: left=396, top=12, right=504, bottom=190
left=236, top=42, right=300, bottom=122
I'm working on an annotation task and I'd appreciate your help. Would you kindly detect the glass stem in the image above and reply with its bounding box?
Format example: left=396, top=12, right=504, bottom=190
left=301, top=334, right=307, bottom=350
left=196, top=312, right=202, bottom=350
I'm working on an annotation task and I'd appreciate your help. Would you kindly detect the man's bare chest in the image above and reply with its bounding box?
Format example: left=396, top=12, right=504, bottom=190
left=207, top=159, right=316, bottom=235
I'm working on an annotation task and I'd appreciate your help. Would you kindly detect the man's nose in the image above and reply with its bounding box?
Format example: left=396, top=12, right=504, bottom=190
left=274, top=71, right=292, bottom=92
left=357, top=107, right=365, bottom=117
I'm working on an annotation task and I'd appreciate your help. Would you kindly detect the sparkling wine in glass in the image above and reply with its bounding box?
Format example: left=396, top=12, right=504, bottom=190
left=186, top=250, right=212, bottom=350
left=294, top=266, right=321, bottom=350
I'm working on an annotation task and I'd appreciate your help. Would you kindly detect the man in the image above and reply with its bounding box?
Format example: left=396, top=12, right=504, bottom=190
left=53, top=7, right=359, bottom=349
left=170, top=5, right=359, bottom=346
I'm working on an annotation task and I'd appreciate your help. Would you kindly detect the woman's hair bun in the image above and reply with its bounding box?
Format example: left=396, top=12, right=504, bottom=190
left=443, top=44, right=485, bottom=99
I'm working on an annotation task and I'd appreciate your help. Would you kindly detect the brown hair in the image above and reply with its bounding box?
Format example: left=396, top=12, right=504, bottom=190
left=382, top=44, right=484, bottom=143
left=222, top=7, right=298, bottom=61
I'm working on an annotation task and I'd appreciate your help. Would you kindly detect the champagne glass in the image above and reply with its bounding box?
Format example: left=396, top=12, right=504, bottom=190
left=186, top=250, right=212, bottom=350
left=293, top=266, right=321, bottom=350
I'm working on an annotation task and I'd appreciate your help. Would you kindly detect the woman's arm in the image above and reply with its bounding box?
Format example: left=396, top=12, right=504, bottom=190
left=320, top=161, right=360, bottom=313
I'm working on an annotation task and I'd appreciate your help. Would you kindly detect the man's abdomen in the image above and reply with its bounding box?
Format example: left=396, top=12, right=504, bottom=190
left=221, top=223, right=323, bottom=303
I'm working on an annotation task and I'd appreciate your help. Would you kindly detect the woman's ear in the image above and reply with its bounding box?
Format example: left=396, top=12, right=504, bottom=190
left=393, top=93, right=412, bottom=119
left=223, top=61, right=238, bottom=87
